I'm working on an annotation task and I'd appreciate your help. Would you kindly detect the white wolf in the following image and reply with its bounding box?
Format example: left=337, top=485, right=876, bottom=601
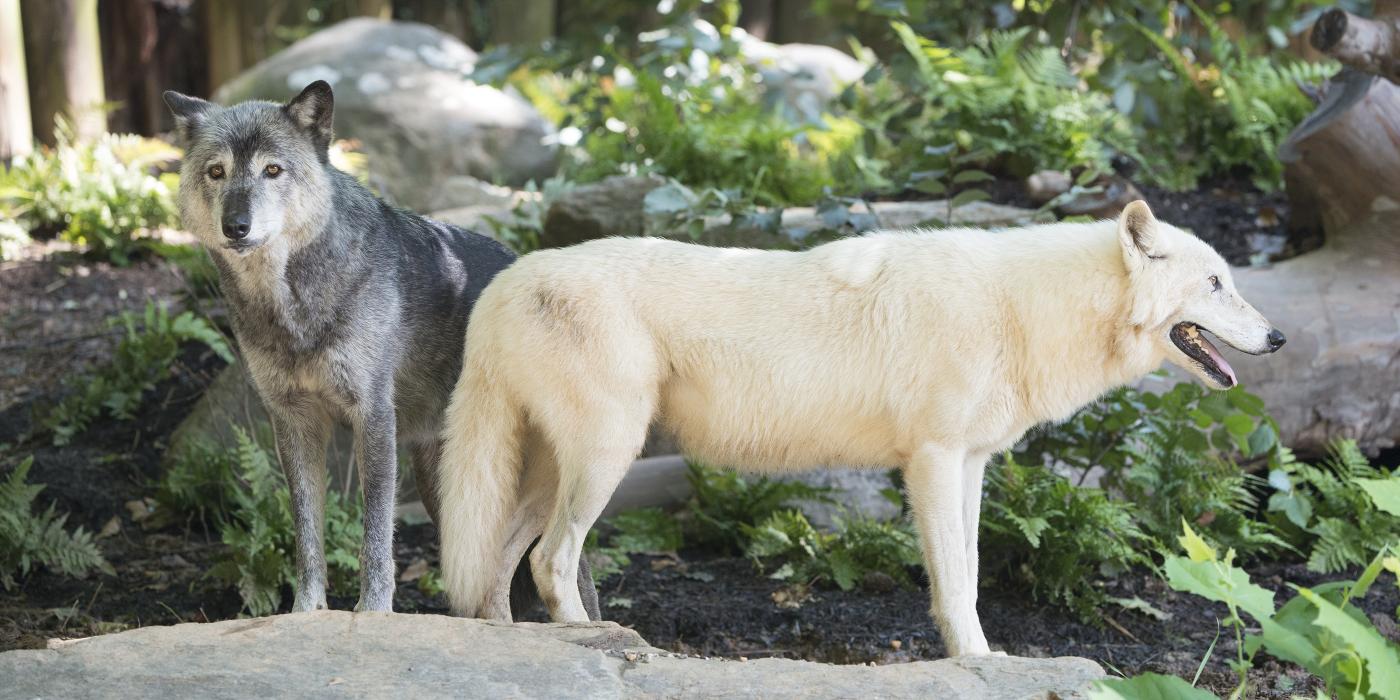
left=437, top=201, right=1284, bottom=656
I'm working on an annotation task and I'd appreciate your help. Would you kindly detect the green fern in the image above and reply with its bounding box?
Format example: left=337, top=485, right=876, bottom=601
left=1268, top=439, right=1400, bottom=573
left=0, top=457, right=112, bottom=590
left=165, top=427, right=363, bottom=616
left=44, top=302, right=233, bottom=445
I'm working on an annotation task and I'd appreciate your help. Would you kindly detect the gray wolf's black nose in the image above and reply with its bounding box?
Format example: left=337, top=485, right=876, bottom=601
left=222, top=215, right=251, bottom=240
left=1266, top=328, right=1286, bottom=351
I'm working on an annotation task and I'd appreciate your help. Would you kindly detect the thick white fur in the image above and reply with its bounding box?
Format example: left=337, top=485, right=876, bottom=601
left=437, top=202, right=1277, bottom=656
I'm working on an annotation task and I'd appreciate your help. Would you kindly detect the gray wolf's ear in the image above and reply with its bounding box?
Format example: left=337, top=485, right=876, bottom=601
left=284, top=81, right=334, bottom=154
left=1117, top=199, right=1161, bottom=268
left=163, top=91, right=215, bottom=145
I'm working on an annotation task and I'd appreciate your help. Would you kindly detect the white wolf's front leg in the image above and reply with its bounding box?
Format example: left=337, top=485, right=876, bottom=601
left=963, top=451, right=992, bottom=620
left=905, top=444, right=991, bottom=656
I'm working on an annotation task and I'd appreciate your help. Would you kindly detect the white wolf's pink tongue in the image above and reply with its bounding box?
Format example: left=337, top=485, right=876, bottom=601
left=1200, top=335, right=1237, bottom=386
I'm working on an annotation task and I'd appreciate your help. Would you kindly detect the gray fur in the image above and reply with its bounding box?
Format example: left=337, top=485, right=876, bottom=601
left=164, top=81, right=598, bottom=616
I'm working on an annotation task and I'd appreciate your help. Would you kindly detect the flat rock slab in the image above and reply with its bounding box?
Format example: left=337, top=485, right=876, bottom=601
left=0, top=611, right=1104, bottom=699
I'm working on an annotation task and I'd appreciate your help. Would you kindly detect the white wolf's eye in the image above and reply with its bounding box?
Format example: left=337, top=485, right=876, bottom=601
left=207, top=164, right=225, bottom=180
left=1209, top=275, right=1221, bottom=291
left=264, top=164, right=282, bottom=178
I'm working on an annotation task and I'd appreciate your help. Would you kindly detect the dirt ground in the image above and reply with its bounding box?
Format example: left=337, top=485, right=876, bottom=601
left=0, top=208, right=1375, bottom=699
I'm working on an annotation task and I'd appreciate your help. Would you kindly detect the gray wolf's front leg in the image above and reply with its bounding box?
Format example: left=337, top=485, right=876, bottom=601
left=354, top=402, right=399, bottom=612
left=269, top=405, right=333, bottom=613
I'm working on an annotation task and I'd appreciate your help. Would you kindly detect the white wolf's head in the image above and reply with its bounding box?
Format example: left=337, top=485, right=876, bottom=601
left=1117, top=200, right=1285, bottom=390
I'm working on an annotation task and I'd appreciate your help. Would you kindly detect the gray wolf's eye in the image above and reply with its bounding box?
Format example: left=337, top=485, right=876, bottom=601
left=264, top=164, right=282, bottom=178
left=1209, top=275, right=1221, bottom=291
left=207, top=164, right=225, bottom=180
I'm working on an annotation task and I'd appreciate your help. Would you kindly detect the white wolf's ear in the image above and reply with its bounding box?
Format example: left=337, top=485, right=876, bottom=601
left=162, top=91, right=215, bottom=146
left=284, top=81, right=335, bottom=155
left=1117, top=200, right=1162, bottom=269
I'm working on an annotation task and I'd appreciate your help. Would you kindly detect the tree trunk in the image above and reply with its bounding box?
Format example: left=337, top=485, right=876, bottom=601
left=21, top=0, right=105, bottom=144
left=489, top=0, right=554, bottom=46
left=1283, top=80, right=1400, bottom=237
left=355, top=0, right=391, bottom=20
left=1310, top=8, right=1400, bottom=83
left=1284, top=3, right=1400, bottom=239
left=204, top=0, right=243, bottom=95
left=0, top=0, right=32, bottom=161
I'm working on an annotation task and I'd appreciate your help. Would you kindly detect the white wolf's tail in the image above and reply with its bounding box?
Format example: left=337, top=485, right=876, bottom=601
left=438, top=353, right=521, bottom=618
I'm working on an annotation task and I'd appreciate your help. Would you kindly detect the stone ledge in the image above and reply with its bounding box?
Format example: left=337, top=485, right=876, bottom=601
left=0, top=611, right=1104, bottom=699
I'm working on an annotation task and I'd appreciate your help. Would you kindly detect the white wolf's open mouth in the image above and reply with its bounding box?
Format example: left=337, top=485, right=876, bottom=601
left=1171, top=322, right=1236, bottom=388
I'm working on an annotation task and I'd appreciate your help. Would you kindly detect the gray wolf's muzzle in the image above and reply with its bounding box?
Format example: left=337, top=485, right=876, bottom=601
left=222, top=189, right=252, bottom=241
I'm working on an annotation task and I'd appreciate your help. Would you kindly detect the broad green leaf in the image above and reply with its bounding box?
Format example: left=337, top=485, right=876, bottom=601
left=1295, top=586, right=1400, bottom=698
left=1178, top=521, right=1217, bottom=562
left=1356, top=478, right=1400, bottom=517
left=1087, top=672, right=1217, bottom=700
left=1164, top=556, right=1275, bottom=623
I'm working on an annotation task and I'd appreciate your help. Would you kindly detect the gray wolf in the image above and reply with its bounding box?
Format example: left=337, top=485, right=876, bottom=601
left=162, top=81, right=597, bottom=615
left=436, top=201, right=1283, bottom=654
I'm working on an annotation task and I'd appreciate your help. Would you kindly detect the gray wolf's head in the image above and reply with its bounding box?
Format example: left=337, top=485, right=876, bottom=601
left=163, top=81, right=336, bottom=256
left=1117, top=200, right=1285, bottom=390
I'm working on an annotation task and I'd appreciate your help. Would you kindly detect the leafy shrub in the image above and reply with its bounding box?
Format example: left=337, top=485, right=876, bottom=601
left=1016, top=382, right=1284, bottom=557
left=0, top=457, right=112, bottom=590
left=981, top=452, right=1149, bottom=619
left=684, top=462, right=832, bottom=552
left=866, top=23, right=1138, bottom=186
left=586, top=507, right=683, bottom=578
left=163, top=427, right=363, bottom=616
left=744, top=509, right=922, bottom=591
left=1096, top=522, right=1400, bottom=699
left=1119, top=1, right=1332, bottom=190
left=43, top=302, right=233, bottom=446
left=1267, top=440, right=1400, bottom=574
left=0, top=219, right=30, bottom=261
left=0, top=122, right=179, bottom=264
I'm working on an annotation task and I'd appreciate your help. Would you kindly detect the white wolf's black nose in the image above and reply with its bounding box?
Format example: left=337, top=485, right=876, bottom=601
left=1266, top=328, right=1286, bottom=351
left=222, top=214, right=251, bottom=240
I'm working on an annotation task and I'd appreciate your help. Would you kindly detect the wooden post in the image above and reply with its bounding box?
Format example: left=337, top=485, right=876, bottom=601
left=0, top=0, right=32, bottom=160
left=21, top=0, right=106, bottom=144
left=1283, top=2, right=1400, bottom=238
left=355, top=0, right=392, bottom=20
left=489, top=0, right=554, bottom=45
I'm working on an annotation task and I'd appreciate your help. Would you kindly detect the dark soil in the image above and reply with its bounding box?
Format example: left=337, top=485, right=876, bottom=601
left=971, top=175, right=1312, bottom=268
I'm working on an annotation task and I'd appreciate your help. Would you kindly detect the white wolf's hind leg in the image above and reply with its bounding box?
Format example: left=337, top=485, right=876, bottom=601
left=483, top=436, right=558, bottom=620
left=962, top=451, right=991, bottom=639
left=905, top=444, right=991, bottom=657
left=530, top=417, right=647, bottom=622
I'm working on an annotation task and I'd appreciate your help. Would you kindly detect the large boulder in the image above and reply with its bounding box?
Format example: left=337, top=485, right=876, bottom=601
left=1224, top=208, right=1400, bottom=453
left=0, top=611, right=1107, bottom=698
left=214, top=19, right=558, bottom=211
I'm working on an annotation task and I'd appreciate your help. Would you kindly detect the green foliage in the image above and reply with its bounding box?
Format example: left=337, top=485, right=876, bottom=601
left=483, top=176, right=572, bottom=254
left=981, top=452, right=1149, bottom=619
left=1142, top=522, right=1400, bottom=700
left=881, top=24, right=1137, bottom=181
left=1017, top=382, right=1284, bottom=557
left=1116, top=2, right=1332, bottom=190
left=1267, top=440, right=1400, bottom=574
left=744, top=509, right=922, bottom=591
left=1089, top=672, right=1216, bottom=700
left=684, top=462, right=833, bottom=552
left=586, top=507, right=684, bottom=578
left=0, top=457, right=112, bottom=590
left=0, top=122, right=179, bottom=264
left=165, top=427, right=363, bottom=616
left=0, top=219, right=30, bottom=261
left=43, top=302, right=233, bottom=446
